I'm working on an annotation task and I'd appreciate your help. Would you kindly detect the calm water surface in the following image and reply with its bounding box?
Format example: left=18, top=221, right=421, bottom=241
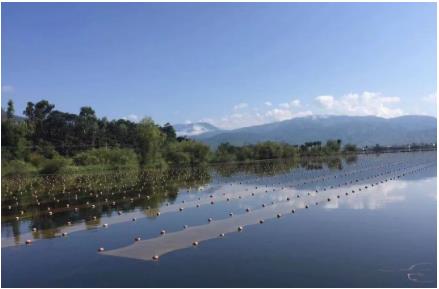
left=2, top=152, right=437, bottom=287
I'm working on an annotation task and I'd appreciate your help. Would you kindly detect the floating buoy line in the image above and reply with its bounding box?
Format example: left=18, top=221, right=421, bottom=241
left=3, top=152, right=435, bottom=249
left=99, top=158, right=434, bottom=261
left=4, top=153, right=423, bottom=222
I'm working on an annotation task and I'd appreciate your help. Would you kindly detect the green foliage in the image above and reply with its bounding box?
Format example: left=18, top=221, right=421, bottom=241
left=161, top=122, right=177, bottom=140
left=73, top=148, right=138, bottom=168
left=136, top=118, right=166, bottom=168
left=325, top=139, right=342, bottom=154
left=253, top=142, right=284, bottom=160
left=343, top=144, right=357, bottom=153
left=166, top=140, right=210, bottom=166
left=1, top=98, right=364, bottom=176
left=23, top=100, right=55, bottom=144
left=214, top=143, right=238, bottom=162
left=6, top=100, right=14, bottom=119
left=28, top=152, right=46, bottom=167
left=213, top=141, right=299, bottom=162
left=166, top=150, right=191, bottom=166
left=39, top=157, right=69, bottom=175
left=2, top=99, right=189, bottom=174
left=32, top=141, right=59, bottom=159
left=1, top=117, right=30, bottom=161
left=78, top=106, right=98, bottom=147
left=2, top=160, right=35, bottom=177
left=298, top=139, right=344, bottom=156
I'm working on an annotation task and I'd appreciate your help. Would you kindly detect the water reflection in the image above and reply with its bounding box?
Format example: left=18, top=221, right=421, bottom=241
left=1, top=152, right=435, bottom=247
left=102, top=160, right=435, bottom=261
left=2, top=167, right=211, bottom=241
left=323, top=180, right=408, bottom=210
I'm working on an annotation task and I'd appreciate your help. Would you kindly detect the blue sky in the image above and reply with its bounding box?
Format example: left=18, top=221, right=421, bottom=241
left=1, top=3, right=436, bottom=128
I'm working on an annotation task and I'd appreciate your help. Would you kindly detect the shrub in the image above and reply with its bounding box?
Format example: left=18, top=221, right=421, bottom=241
left=343, top=144, right=357, bottom=153
left=39, top=158, right=68, bottom=175
left=2, top=160, right=35, bottom=177
left=166, top=151, right=191, bottom=166
left=166, top=141, right=210, bottom=166
left=28, top=153, right=45, bottom=167
left=34, top=142, right=59, bottom=159
left=73, top=148, right=138, bottom=168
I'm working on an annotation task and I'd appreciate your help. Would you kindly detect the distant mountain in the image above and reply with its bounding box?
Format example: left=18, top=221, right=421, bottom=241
left=192, top=115, right=437, bottom=147
left=173, top=122, right=221, bottom=137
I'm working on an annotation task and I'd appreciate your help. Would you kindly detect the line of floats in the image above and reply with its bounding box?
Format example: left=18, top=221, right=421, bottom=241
left=1, top=152, right=436, bottom=257
left=101, top=160, right=435, bottom=261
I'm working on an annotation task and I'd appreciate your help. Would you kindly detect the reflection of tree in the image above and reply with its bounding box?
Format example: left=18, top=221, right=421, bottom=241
left=2, top=156, right=357, bottom=240
left=2, top=166, right=211, bottom=239
left=344, top=154, right=358, bottom=165
left=299, top=156, right=343, bottom=171
left=327, top=158, right=342, bottom=170
left=213, top=156, right=349, bottom=177
left=85, top=218, right=101, bottom=229
left=11, top=220, right=21, bottom=244
left=214, top=159, right=300, bottom=177
left=299, top=158, right=323, bottom=170
left=144, top=207, right=159, bottom=218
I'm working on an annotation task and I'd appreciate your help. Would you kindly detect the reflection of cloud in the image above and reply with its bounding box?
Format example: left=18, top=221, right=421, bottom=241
left=323, top=200, right=339, bottom=209
left=323, top=181, right=408, bottom=210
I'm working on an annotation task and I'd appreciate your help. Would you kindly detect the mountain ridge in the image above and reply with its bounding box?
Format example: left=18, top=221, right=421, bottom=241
left=182, top=115, right=437, bottom=147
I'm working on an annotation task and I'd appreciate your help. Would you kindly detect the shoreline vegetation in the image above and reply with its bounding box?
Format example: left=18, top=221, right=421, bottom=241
left=2, top=99, right=436, bottom=177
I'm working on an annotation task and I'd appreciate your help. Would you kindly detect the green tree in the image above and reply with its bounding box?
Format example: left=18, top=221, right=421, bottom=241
left=1, top=121, right=29, bottom=161
left=6, top=99, right=14, bottom=119
left=42, top=111, right=79, bottom=155
left=215, top=143, right=237, bottom=162
left=136, top=118, right=166, bottom=167
left=161, top=123, right=177, bottom=141
left=325, top=139, right=342, bottom=154
left=78, top=106, right=98, bottom=147
left=23, top=100, right=55, bottom=144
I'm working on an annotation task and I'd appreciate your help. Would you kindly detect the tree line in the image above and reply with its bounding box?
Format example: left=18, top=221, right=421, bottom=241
left=1, top=99, right=357, bottom=176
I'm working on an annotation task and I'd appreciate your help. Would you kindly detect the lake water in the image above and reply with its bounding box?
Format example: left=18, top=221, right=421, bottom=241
left=2, top=152, right=437, bottom=287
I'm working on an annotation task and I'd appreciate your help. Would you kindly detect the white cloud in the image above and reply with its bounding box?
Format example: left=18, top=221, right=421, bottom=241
left=315, top=95, right=335, bottom=109
left=265, top=108, right=312, bottom=122
left=293, top=110, right=313, bottom=118
left=290, top=99, right=301, bottom=108
left=410, top=92, right=436, bottom=117
left=315, top=91, right=403, bottom=118
left=1, top=85, right=14, bottom=94
left=210, top=99, right=311, bottom=129
left=176, top=124, right=211, bottom=136
left=201, top=91, right=407, bottom=129
left=233, top=102, right=248, bottom=110
left=422, top=92, right=437, bottom=104
left=265, top=108, right=293, bottom=121
left=122, top=114, right=141, bottom=122
left=278, top=99, right=300, bottom=109
left=215, top=110, right=266, bottom=129
left=199, top=117, right=214, bottom=123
